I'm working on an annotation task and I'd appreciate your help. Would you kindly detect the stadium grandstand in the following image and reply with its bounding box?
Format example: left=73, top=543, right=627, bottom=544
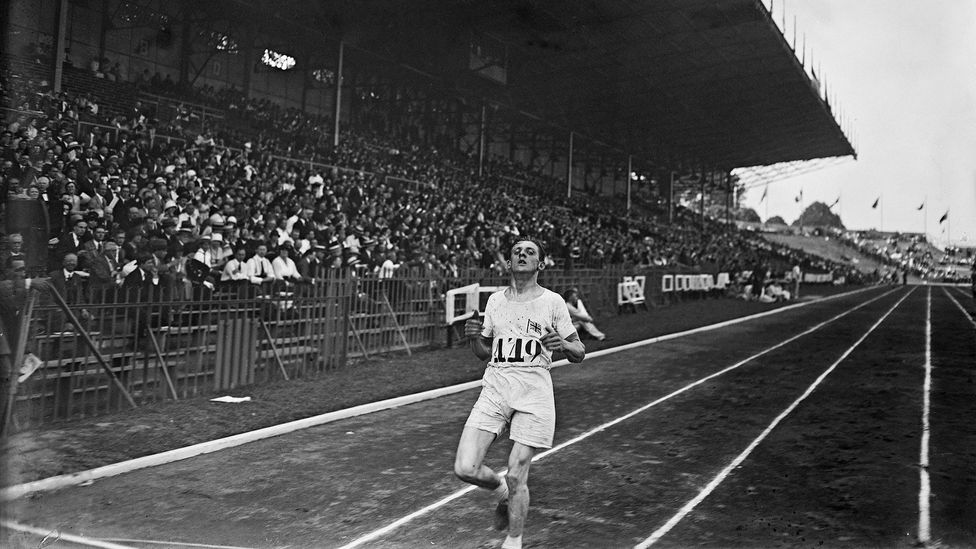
left=6, top=3, right=976, bottom=549
left=0, top=0, right=862, bottom=425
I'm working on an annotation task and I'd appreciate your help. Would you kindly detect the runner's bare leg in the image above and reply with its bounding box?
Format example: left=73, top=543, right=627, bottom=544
left=504, top=441, right=536, bottom=544
left=454, top=426, right=504, bottom=489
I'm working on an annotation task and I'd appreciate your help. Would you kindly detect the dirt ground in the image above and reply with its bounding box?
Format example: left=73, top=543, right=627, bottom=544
left=2, top=290, right=842, bottom=486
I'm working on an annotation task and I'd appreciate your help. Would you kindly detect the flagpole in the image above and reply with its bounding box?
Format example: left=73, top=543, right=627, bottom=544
left=765, top=184, right=769, bottom=222
left=799, top=188, right=803, bottom=234
left=923, top=196, right=927, bottom=243
left=880, top=194, right=884, bottom=233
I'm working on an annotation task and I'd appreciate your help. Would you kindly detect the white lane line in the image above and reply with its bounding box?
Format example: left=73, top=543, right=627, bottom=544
left=943, top=287, right=976, bottom=329
left=918, top=288, right=932, bottom=545
left=633, top=288, right=915, bottom=548
left=101, top=539, right=262, bottom=549
left=335, top=288, right=901, bottom=549
left=0, top=520, right=138, bottom=549
left=1, top=286, right=880, bottom=502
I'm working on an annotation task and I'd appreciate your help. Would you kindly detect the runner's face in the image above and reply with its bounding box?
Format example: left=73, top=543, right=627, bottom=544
left=510, top=241, right=542, bottom=273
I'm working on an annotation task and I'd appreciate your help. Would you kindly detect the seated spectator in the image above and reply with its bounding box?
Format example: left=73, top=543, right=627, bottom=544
left=220, top=247, right=249, bottom=284
left=122, top=253, right=167, bottom=336
left=271, top=243, right=302, bottom=286
left=760, top=281, right=791, bottom=303
left=296, top=245, right=327, bottom=282
left=0, top=234, right=27, bottom=277
left=563, top=288, right=607, bottom=341
left=87, top=240, right=122, bottom=295
left=377, top=251, right=400, bottom=279
left=47, top=253, right=93, bottom=332
left=326, top=240, right=344, bottom=269
left=244, top=243, right=275, bottom=287
left=188, top=233, right=223, bottom=289
left=52, top=216, right=91, bottom=270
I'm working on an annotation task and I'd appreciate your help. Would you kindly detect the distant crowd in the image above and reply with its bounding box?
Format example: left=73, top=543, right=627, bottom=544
left=1, top=55, right=861, bottom=312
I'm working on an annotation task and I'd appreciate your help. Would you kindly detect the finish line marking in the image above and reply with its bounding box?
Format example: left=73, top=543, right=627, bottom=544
left=633, top=288, right=914, bottom=548
left=335, top=287, right=900, bottom=549
left=917, top=288, right=932, bottom=546
left=0, top=286, right=880, bottom=502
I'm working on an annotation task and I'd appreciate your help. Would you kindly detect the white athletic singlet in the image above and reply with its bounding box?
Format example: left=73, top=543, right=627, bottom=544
left=480, top=288, right=576, bottom=369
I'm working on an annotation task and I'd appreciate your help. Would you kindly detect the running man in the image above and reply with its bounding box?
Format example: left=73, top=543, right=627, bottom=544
left=454, top=238, right=586, bottom=549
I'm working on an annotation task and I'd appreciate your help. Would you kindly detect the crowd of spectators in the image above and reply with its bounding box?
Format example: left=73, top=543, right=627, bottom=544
left=1, top=55, right=866, bottom=317
left=832, top=229, right=973, bottom=283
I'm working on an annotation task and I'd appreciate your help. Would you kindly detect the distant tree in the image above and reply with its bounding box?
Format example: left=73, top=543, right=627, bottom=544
left=766, top=215, right=787, bottom=226
left=734, top=208, right=761, bottom=222
left=793, top=202, right=845, bottom=229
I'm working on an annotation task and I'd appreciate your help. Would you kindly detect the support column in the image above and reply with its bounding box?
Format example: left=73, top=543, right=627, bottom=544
left=725, top=173, right=732, bottom=229
left=598, top=155, right=605, bottom=196
left=97, top=0, right=110, bottom=65
left=668, top=171, right=675, bottom=226
left=626, top=155, right=632, bottom=214
left=333, top=40, right=344, bottom=148
left=53, top=0, right=70, bottom=92
left=300, top=69, right=309, bottom=113
left=178, top=0, right=192, bottom=86
left=566, top=131, right=574, bottom=199
left=509, top=122, right=517, bottom=162
left=478, top=104, right=486, bottom=177
left=700, top=174, right=706, bottom=234
left=241, top=25, right=254, bottom=99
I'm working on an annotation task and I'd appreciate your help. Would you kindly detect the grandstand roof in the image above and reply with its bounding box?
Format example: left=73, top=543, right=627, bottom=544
left=231, top=0, right=855, bottom=171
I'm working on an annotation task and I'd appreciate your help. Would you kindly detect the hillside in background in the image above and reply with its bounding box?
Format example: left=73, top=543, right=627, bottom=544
left=761, top=233, right=886, bottom=273
left=793, top=201, right=845, bottom=229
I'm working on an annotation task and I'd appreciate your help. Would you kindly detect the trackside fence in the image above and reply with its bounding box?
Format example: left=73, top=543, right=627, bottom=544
left=8, top=265, right=731, bottom=431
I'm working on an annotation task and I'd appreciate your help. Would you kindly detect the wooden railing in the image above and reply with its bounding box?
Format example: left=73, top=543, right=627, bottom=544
left=7, top=265, right=722, bottom=431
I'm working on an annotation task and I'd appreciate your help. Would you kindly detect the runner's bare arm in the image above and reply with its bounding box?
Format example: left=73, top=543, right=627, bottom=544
left=541, top=328, right=585, bottom=363
left=465, top=316, right=492, bottom=361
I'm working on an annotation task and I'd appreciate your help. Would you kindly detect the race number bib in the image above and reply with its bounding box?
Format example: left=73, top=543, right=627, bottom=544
left=492, top=336, right=545, bottom=365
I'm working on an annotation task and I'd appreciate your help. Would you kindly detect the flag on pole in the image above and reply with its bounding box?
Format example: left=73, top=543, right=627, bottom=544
left=917, top=203, right=924, bottom=211
left=795, top=189, right=803, bottom=203
left=939, top=211, right=948, bottom=224
left=871, top=197, right=879, bottom=209
left=760, top=187, right=768, bottom=202
left=830, top=197, right=840, bottom=208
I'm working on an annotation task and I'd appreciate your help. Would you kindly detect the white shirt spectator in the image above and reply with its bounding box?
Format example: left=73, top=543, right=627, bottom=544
left=244, top=254, right=274, bottom=284
left=271, top=227, right=290, bottom=246
left=378, top=258, right=399, bottom=279
left=193, top=245, right=216, bottom=268
left=178, top=210, right=200, bottom=229
left=221, top=257, right=248, bottom=282
left=344, top=233, right=361, bottom=255
left=284, top=212, right=303, bottom=235
left=272, top=255, right=301, bottom=282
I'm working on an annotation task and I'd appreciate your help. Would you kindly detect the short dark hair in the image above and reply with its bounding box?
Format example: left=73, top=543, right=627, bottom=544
left=510, top=238, right=547, bottom=262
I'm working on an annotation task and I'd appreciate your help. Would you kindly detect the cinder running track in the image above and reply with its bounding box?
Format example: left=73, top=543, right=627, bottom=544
left=3, top=286, right=974, bottom=548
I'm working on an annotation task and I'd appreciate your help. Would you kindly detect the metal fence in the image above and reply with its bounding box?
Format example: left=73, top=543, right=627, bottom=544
left=8, top=265, right=711, bottom=431
left=12, top=274, right=350, bottom=430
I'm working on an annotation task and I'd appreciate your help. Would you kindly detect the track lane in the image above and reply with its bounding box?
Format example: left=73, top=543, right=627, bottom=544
left=927, top=288, right=976, bottom=547
left=340, top=290, right=913, bottom=548
left=638, top=287, right=923, bottom=548
left=3, top=287, right=908, bottom=548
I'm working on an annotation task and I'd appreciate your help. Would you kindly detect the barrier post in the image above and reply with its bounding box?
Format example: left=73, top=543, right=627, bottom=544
left=0, top=292, right=36, bottom=437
